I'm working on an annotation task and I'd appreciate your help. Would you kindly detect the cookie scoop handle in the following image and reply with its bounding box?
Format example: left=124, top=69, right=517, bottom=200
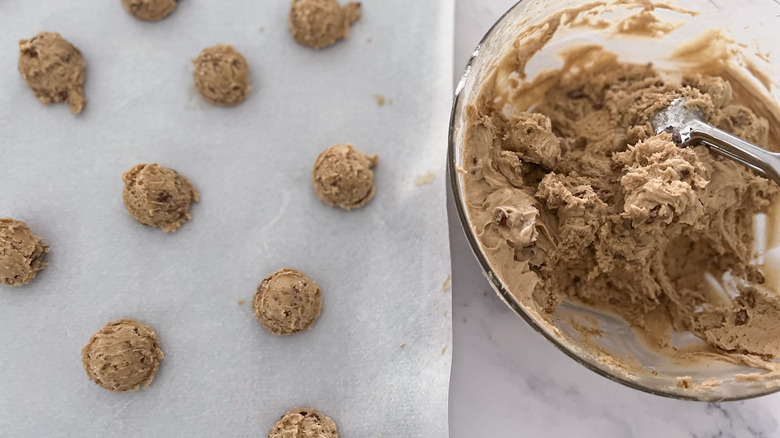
left=680, top=119, right=780, bottom=185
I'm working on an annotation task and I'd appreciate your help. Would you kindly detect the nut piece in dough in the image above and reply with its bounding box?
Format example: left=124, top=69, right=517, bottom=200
left=312, top=144, right=378, bottom=210
left=253, top=269, right=323, bottom=336
left=268, top=408, right=339, bottom=438
left=122, top=0, right=178, bottom=21
left=81, top=318, right=164, bottom=393
left=0, top=218, right=49, bottom=287
left=122, top=163, right=200, bottom=232
left=18, top=32, right=86, bottom=115
left=192, top=44, right=251, bottom=106
left=289, top=0, right=361, bottom=49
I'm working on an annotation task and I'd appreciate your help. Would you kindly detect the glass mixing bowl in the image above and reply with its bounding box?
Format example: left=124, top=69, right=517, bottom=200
left=449, top=0, right=780, bottom=401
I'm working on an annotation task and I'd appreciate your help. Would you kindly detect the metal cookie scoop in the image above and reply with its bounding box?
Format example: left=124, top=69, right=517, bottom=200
left=652, top=97, right=780, bottom=184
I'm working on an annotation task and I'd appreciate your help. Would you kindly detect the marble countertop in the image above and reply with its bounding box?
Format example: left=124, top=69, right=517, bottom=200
left=447, top=1, right=780, bottom=437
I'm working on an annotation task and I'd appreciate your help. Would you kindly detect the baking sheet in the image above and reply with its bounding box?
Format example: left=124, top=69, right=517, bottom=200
left=0, top=1, right=453, bottom=436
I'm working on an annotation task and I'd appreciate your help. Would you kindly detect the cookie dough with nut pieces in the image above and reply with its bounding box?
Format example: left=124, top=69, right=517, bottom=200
left=289, top=0, right=361, bottom=49
left=0, top=218, right=49, bottom=287
left=192, top=44, right=251, bottom=106
left=122, top=0, right=178, bottom=21
left=253, top=269, right=323, bottom=335
left=81, top=318, right=164, bottom=393
left=268, top=408, right=339, bottom=438
left=18, top=32, right=86, bottom=115
left=312, top=144, right=377, bottom=210
left=122, top=163, right=199, bottom=232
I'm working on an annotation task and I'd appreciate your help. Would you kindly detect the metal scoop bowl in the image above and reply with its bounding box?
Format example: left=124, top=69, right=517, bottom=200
left=652, top=97, right=780, bottom=184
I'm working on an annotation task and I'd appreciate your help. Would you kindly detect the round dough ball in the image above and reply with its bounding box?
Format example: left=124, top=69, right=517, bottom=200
left=0, top=218, right=49, bottom=287
left=18, top=32, right=86, bottom=115
left=289, top=0, right=361, bottom=49
left=122, top=163, right=199, bottom=232
left=81, top=319, right=164, bottom=393
left=268, top=408, right=339, bottom=438
left=122, top=0, right=178, bottom=21
left=312, top=144, right=377, bottom=210
left=192, top=44, right=251, bottom=106
left=253, top=269, right=322, bottom=336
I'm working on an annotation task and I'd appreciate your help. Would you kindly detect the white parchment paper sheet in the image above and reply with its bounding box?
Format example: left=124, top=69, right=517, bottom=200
left=0, top=0, right=453, bottom=436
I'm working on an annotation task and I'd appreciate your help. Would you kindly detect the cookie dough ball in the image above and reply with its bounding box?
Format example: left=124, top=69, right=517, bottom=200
left=122, top=0, right=178, bottom=21
left=122, top=163, right=199, bottom=232
left=312, top=144, right=377, bottom=210
left=253, top=269, right=322, bottom=336
left=192, top=44, right=251, bottom=106
left=269, top=408, right=339, bottom=438
left=0, top=218, right=49, bottom=287
left=81, top=319, right=164, bottom=393
left=289, top=0, right=361, bottom=49
left=18, top=32, right=86, bottom=115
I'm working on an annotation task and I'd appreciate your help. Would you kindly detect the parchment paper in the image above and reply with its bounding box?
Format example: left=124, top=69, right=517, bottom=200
left=0, top=1, right=453, bottom=436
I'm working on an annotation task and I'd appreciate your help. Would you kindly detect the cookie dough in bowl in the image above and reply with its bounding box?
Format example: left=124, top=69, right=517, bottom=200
left=450, top=0, right=780, bottom=400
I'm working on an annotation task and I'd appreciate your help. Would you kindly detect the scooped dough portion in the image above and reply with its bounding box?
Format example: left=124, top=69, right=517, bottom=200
left=122, top=163, right=199, bottom=232
left=18, top=32, right=86, bottom=115
left=268, top=408, right=339, bottom=438
left=253, top=269, right=322, bottom=336
left=192, top=44, right=251, bottom=106
left=289, top=0, right=361, bottom=49
left=121, top=0, right=178, bottom=21
left=0, top=218, right=49, bottom=287
left=312, top=144, right=377, bottom=210
left=81, top=319, right=164, bottom=393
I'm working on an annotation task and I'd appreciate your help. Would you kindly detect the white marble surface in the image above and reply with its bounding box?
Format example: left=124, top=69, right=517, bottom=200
left=447, top=1, right=780, bottom=437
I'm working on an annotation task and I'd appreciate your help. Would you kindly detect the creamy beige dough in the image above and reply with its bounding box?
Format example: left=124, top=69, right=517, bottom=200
left=192, top=44, right=251, bottom=106
left=0, top=218, right=49, bottom=287
left=312, top=144, right=377, bottom=210
left=122, top=163, right=199, bottom=232
left=81, top=319, right=164, bottom=392
left=122, top=0, right=178, bottom=21
left=18, top=32, right=86, bottom=115
left=253, top=269, right=322, bottom=336
left=463, top=46, right=780, bottom=359
left=289, top=0, right=361, bottom=49
left=268, top=408, right=339, bottom=438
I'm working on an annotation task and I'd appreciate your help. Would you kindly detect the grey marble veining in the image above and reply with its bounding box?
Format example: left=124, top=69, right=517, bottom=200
left=448, top=1, right=780, bottom=436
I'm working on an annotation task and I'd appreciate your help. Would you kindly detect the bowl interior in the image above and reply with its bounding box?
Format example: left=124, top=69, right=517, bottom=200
left=449, top=0, right=780, bottom=401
